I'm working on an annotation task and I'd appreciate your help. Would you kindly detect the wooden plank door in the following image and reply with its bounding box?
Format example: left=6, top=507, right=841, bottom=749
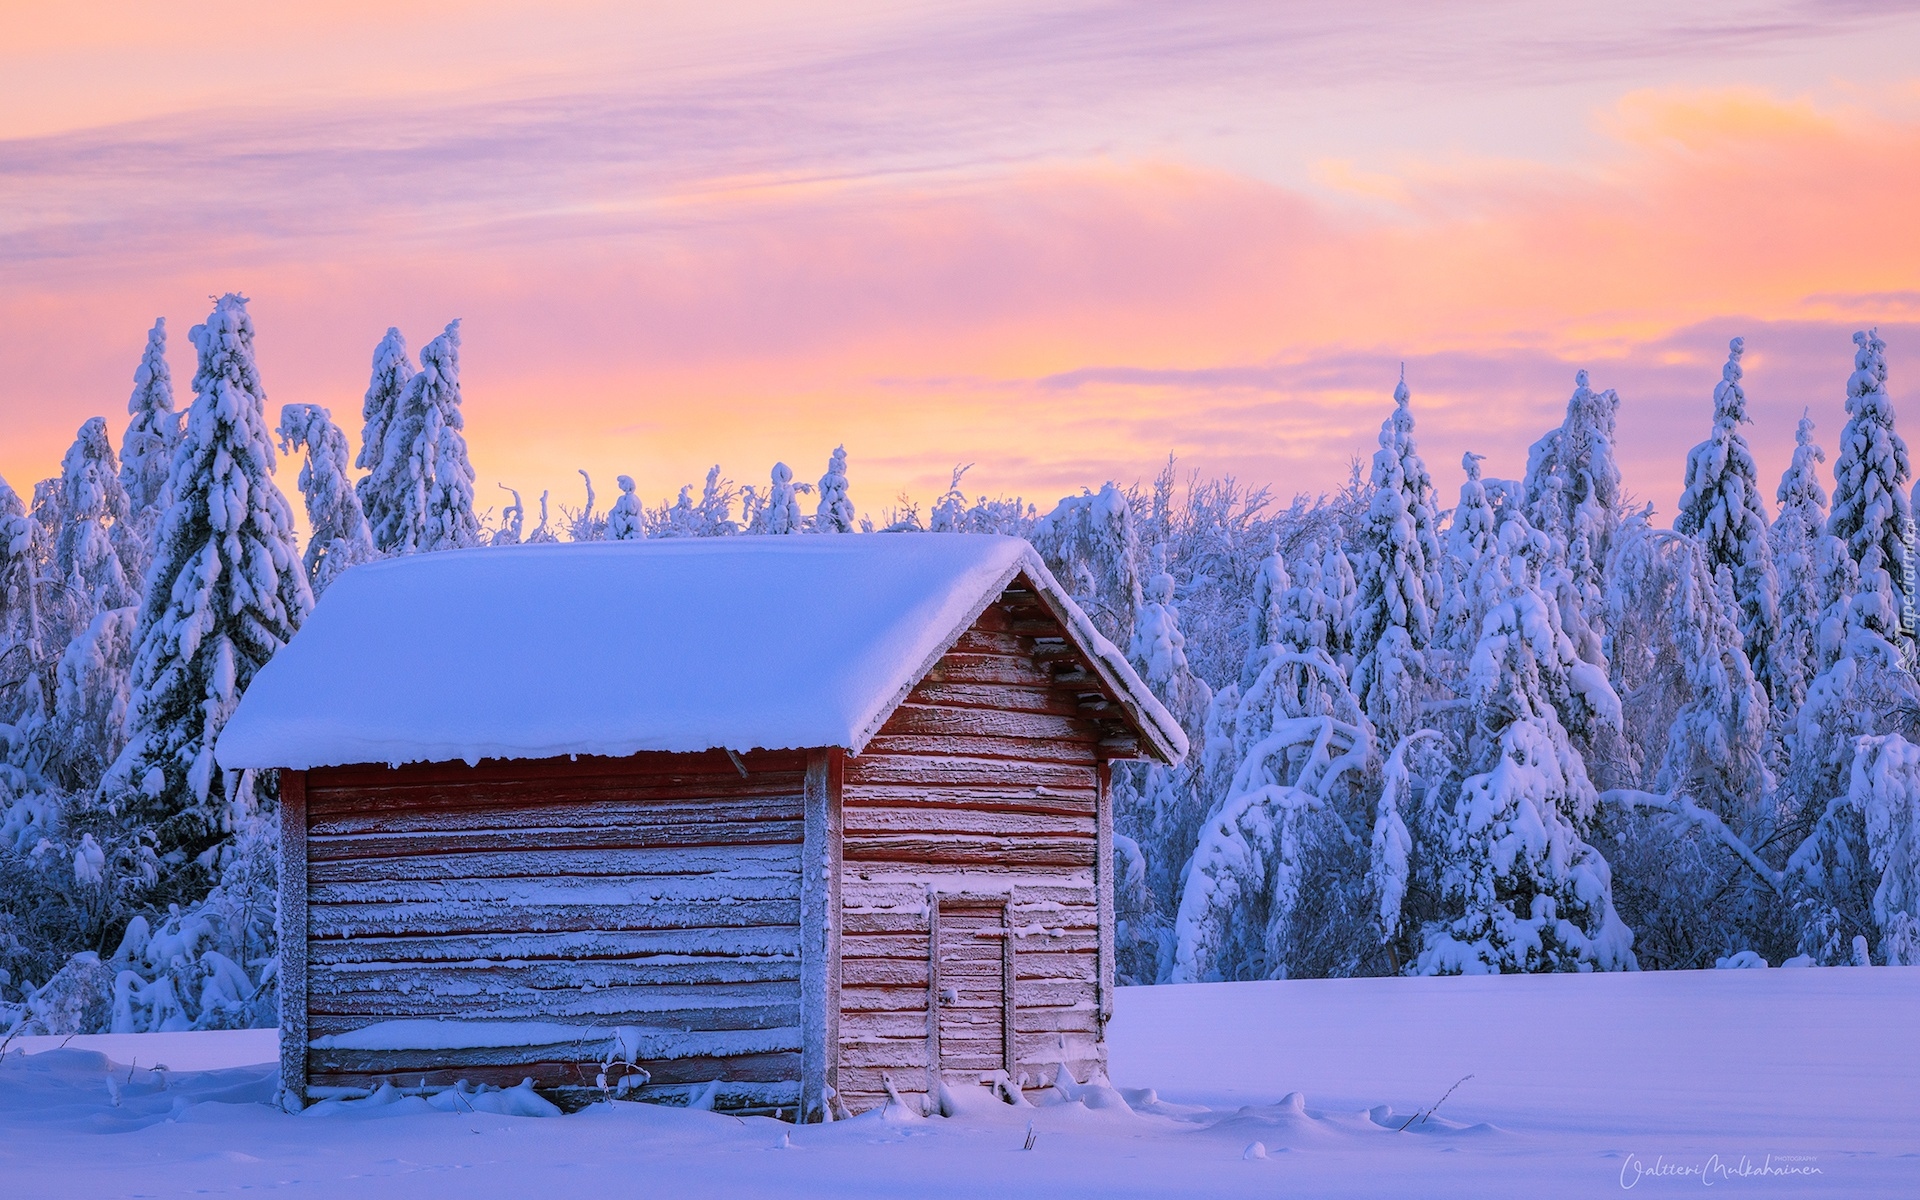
left=932, top=901, right=1011, bottom=1083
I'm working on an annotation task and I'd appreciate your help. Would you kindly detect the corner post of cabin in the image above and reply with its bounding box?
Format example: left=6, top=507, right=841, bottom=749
left=800, top=748, right=844, bottom=1122
left=275, top=767, right=309, bottom=1111
left=1094, top=760, right=1116, bottom=1039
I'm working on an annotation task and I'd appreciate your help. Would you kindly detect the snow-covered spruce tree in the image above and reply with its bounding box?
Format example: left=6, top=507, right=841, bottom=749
left=369, top=321, right=478, bottom=554
left=1523, top=369, right=1623, bottom=599
left=1416, top=515, right=1634, bottom=974
left=814, top=445, right=855, bottom=532
left=1652, top=537, right=1773, bottom=826
left=353, top=327, right=416, bottom=553
left=1782, top=529, right=1920, bottom=966
left=1674, top=337, right=1781, bottom=705
left=605, top=475, right=645, bottom=541
left=1032, top=483, right=1142, bottom=648
left=0, top=474, right=63, bottom=725
left=1601, top=513, right=1792, bottom=966
left=119, top=318, right=180, bottom=521
left=1439, top=451, right=1498, bottom=652
left=46, top=606, right=138, bottom=791
left=54, top=417, right=138, bottom=616
left=1319, top=535, right=1360, bottom=677
left=1827, top=328, right=1913, bottom=646
left=275, top=404, right=376, bottom=594
left=762, top=463, right=805, bottom=535
left=110, top=294, right=313, bottom=888
left=1771, top=412, right=1829, bottom=720
left=1350, top=375, right=1440, bottom=740
left=1797, top=733, right=1920, bottom=967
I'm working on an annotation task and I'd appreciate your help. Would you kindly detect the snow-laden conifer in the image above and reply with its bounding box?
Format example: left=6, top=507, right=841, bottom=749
left=1321, top=537, right=1359, bottom=676
left=605, top=475, right=645, bottom=541
left=110, top=294, right=312, bottom=880
left=1350, top=374, right=1439, bottom=739
left=1827, top=329, right=1912, bottom=641
left=815, top=445, right=854, bottom=532
left=118, top=318, right=179, bottom=519
left=1674, top=337, right=1781, bottom=703
left=354, top=328, right=415, bottom=551
left=370, top=321, right=478, bottom=554
left=54, top=418, right=137, bottom=616
left=1833, top=734, right=1920, bottom=964
left=1417, top=518, right=1633, bottom=974
left=1524, top=370, right=1623, bottom=597
left=1771, top=412, right=1829, bottom=717
left=763, top=463, right=805, bottom=535
left=275, top=404, right=376, bottom=593
left=1440, top=451, right=1499, bottom=651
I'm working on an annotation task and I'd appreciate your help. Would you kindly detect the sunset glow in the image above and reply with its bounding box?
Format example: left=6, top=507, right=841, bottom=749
left=5, top=2, right=1919, bottom=522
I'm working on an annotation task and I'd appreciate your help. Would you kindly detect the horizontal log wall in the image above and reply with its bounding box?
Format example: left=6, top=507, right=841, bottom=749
left=838, top=598, right=1108, bottom=1114
left=302, top=750, right=807, bottom=1112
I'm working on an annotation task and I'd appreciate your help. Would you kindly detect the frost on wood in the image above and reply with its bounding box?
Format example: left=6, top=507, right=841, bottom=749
left=109, top=294, right=312, bottom=873
left=276, top=404, right=377, bottom=594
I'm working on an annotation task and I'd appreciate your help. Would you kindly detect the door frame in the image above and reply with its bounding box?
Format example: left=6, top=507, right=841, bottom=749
left=925, top=892, right=1014, bottom=1094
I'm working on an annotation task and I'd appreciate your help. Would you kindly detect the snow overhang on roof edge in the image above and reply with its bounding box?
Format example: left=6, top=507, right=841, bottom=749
left=846, top=546, right=1188, bottom=766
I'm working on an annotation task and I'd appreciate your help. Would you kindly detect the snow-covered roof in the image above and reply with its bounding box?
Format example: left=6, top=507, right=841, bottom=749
left=216, top=534, right=1186, bottom=771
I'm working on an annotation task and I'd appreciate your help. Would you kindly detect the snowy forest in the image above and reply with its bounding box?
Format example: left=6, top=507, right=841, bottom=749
left=5, top=293, right=1920, bottom=1037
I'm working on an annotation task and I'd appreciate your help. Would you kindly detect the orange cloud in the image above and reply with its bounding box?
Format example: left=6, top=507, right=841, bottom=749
left=5, top=83, right=1918, bottom=531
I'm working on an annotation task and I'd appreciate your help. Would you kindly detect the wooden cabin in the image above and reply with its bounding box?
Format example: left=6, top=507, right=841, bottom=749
left=216, top=534, right=1185, bottom=1119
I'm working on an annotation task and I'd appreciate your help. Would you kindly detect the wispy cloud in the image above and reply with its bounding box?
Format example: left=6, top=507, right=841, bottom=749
left=4, top=4, right=1920, bottom=524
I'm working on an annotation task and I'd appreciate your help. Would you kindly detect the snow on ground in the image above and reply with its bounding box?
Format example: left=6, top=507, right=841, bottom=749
left=3, top=969, right=1916, bottom=1198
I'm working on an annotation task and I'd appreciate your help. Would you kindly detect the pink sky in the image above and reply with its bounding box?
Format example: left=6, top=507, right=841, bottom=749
left=5, top=2, right=1920, bottom=525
